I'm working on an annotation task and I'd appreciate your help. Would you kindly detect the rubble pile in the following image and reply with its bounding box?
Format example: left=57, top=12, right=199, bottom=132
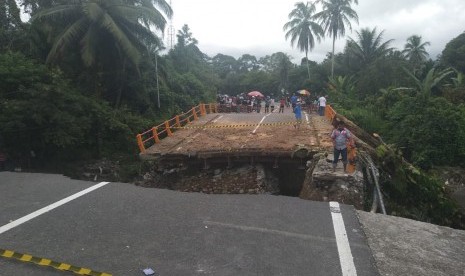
left=138, top=164, right=280, bottom=195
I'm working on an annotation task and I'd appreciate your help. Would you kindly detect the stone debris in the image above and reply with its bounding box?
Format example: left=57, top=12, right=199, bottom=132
left=138, top=164, right=280, bottom=195
left=300, top=153, right=365, bottom=208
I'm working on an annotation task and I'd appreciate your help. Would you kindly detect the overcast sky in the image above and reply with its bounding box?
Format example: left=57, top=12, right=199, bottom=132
left=168, top=0, right=465, bottom=63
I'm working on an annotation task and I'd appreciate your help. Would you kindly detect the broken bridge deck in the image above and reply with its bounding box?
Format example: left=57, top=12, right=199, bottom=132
left=140, top=108, right=335, bottom=166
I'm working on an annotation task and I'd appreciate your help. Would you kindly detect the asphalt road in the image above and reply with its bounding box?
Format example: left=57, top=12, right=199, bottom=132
left=0, top=172, right=378, bottom=276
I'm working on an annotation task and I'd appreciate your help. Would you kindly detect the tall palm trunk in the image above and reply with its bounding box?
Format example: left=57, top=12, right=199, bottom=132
left=305, top=50, right=310, bottom=79
left=331, top=35, right=336, bottom=78
left=155, top=53, right=160, bottom=109
left=115, top=58, right=127, bottom=108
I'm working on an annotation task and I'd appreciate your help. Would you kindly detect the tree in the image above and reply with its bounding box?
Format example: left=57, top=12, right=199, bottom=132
left=31, top=0, right=172, bottom=106
left=402, top=35, right=430, bottom=75
left=171, top=24, right=206, bottom=72
left=346, top=27, right=393, bottom=67
left=211, top=54, right=238, bottom=78
left=441, top=31, right=465, bottom=73
left=403, top=67, right=455, bottom=98
left=314, top=0, right=359, bottom=78
left=283, top=2, right=323, bottom=79
left=32, top=0, right=172, bottom=67
left=0, top=0, right=23, bottom=50
left=273, top=52, right=293, bottom=94
left=237, top=54, right=259, bottom=72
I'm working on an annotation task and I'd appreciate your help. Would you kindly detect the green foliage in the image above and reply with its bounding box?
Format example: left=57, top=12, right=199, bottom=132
left=403, top=67, right=455, bottom=97
left=0, top=51, right=47, bottom=92
left=376, top=147, right=463, bottom=227
left=342, top=107, right=386, bottom=135
left=440, top=31, right=465, bottom=73
left=0, top=52, right=148, bottom=166
left=386, top=96, right=465, bottom=169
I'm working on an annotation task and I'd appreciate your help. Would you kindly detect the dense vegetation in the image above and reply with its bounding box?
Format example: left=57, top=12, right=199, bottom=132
left=1, top=1, right=464, bottom=227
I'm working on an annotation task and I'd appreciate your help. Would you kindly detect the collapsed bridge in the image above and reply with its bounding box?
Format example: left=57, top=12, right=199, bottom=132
left=136, top=103, right=372, bottom=208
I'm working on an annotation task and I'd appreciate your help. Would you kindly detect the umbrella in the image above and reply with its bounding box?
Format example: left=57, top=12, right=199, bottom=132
left=296, top=89, right=310, bottom=96
left=247, top=91, right=264, bottom=98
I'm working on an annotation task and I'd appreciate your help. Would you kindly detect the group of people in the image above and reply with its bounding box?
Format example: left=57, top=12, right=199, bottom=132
left=287, top=94, right=351, bottom=173
left=290, top=94, right=328, bottom=129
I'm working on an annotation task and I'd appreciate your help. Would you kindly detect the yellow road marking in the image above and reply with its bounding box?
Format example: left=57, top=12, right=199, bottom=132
left=1, top=248, right=111, bottom=276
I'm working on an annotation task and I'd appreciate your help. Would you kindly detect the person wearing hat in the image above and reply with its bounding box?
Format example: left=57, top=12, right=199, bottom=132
left=293, top=100, right=302, bottom=129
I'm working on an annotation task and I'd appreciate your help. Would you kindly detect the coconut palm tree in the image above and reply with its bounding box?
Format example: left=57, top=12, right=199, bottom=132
left=283, top=2, right=323, bottom=79
left=314, top=0, right=359, bottom=78
left=32, top=0, right=172, bottom=106
left=32, top=0, right=172, bottom=68
left=402, top=35, right=430, bottom=75
left=347, top=27, right=393, bottom=67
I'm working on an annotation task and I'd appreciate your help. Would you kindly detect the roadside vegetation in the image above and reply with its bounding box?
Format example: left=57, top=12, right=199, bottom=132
left=1, top=0, right=464, bottom=228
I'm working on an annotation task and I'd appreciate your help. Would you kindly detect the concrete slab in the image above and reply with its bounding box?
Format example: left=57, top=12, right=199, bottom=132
left=357, top=211, right=465, bottom=276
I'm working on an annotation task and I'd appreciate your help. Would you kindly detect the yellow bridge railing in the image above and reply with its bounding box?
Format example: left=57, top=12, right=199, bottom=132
left=136, top=103, right=217, bottom=153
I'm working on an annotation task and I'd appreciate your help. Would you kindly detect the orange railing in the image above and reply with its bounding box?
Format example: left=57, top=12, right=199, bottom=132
left=136, top=103, right=217, bottom=153
left=325, top=104, right=357, bottom=173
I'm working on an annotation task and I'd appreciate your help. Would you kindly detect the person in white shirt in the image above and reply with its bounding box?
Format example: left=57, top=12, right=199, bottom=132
left=318, top=95, right=327, bottom=116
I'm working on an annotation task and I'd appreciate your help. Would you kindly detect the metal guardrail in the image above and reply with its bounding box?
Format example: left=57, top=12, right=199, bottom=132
left=136, top=103, right=217, bottom=153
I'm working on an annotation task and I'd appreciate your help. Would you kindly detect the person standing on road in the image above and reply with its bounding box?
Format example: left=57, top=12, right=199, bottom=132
left=270, top=98, right=275, bottom=112
left=279, top=98, right=285, bottom=113
left=293, top=101, right=302, bottom=129
left=318, top=95, right=326, bottom=116
left=331, top=121, right=352, bottom=173
left=290, top=94, right=298, bottom=110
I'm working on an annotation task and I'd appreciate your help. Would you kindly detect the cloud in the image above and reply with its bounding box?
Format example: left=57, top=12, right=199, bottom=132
left=169, top=0, right=465, bottom=63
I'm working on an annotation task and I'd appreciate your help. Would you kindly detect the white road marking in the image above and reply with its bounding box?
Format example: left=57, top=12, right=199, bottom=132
left=212, top=115, right=223, bottom=123
left=305, top=113, right=309, bottom=124
left=0, top=182, right=110, bottom=235
left=176, top=147, right=182, bottom=151
left=329, top=201, right=358, bottom=276
left=251, top=113, right=272, bottom=134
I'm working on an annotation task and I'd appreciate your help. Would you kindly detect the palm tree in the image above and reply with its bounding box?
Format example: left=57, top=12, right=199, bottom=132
left=314, top=0, right=359, bottom=78
left=404, top=67, right=454, bottom=97
left=32, top=0, right=172, bottom=106
left=328, top=75, right=356, bottom=94
left=402, top=35, right=430, bottom=75
left=347, top=27, right=393, bottom=67
left=32, top=0, right=172, bottom=68
left=283, top=2, right=323, bottom=79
